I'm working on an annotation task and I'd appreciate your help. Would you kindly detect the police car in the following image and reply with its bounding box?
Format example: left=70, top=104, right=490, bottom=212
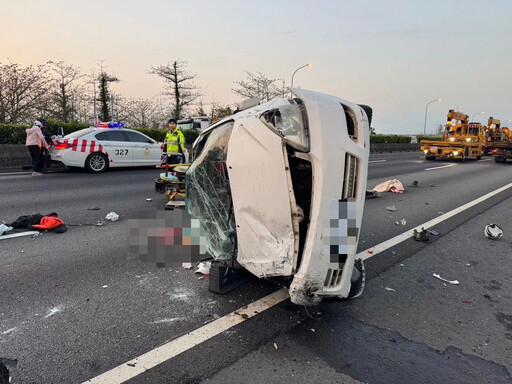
left=49, top=126, right=163, bottom=173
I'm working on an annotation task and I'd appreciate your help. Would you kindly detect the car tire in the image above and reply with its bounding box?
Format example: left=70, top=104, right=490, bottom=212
left=347, top=259, right=365, bottom=299
left=476, top=155, right=482, bottom=160
left=426, top=156, right=435, bottom=161
left=85, top=153, right=109, bottom=173
left=494, top=156, right=506, bottom=163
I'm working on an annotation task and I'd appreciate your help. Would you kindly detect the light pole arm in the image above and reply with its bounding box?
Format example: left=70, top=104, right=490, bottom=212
left=291, top=64, right=310, bottom=88
left=423, top=99, right=441, bottom=135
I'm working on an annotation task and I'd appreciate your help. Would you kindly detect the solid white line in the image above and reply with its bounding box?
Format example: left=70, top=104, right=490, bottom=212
left=0, top=172, right=31, bottom=176
left=478, top=159, right=492, bottom=162
left=369, top=160, right=387, bottom=163
left=0, top=231, right=40, bottom=240
left=83, top=288, right=290, bottom=384
left=425, top=164, right=455, bottom=171
left=358, top=181, right=512, bottom=260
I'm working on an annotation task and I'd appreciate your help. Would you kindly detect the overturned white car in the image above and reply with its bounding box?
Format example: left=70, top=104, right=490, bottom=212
left=186, top=88, right=371, bottom=305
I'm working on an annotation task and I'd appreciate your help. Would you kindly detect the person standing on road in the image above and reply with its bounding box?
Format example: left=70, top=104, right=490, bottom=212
left=164, top=118, right=187, bottom=164
left=25, top=119, right=49, bottom=176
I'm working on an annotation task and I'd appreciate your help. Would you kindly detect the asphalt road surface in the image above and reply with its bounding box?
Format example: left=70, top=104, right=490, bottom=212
left=1, top=153, right=511, bottom=384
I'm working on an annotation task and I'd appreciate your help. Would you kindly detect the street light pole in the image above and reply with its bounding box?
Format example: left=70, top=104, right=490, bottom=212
left=423, top=98, right=442, bottom=135
left=291, top=63, right=312, bottom=88
left=471, top=111, right=485, bottom=122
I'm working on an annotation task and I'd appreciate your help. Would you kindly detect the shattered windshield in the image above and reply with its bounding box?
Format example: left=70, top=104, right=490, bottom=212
left=186, top=122, right=236, bottom=260
left=260, top=100, right=309, bottom=151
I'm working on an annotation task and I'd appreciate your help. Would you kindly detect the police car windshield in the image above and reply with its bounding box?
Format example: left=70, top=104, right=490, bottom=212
left=64, top=129, right=92, bottom=139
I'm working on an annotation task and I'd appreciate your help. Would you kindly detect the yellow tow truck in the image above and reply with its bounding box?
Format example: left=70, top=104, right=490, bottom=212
left=487, top=122, right=512, bottom=163
left=484, top=117, right=501, bottom=155
left=421, top=110, right=485, bottom=161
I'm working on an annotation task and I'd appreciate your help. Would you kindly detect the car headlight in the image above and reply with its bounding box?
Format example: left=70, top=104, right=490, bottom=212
left=453, top=151, right=459, bottom=156
left=423, top=150, right=428, bottom=154
left=449, top=137, right=455, bottom=142
left=466, top=138, right=472, bottom=142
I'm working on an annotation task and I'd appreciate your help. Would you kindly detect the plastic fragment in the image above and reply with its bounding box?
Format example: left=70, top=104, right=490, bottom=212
left=484, top=224, right=503, bottom=240
left=86, top=207, right=100, bottom=210
left=384, top=287, right=396, bottom=292
left=146, top=198, right=152, bottom=202
left=386, top=205, right=397, bottom=211
left=182, top=262, right=193, bottom=269
left=400, top=219, right=406, bottom=226
left=433, top=273, right=459, bottom=285
left=408, top=180, right=418, bottom=187
left=105, top=212, right=119, bottom=222
left=428, top=229, right=440, bottom=236
left=195, top=261, right=212, bottom=276
left=462, top=300, right=472, bottom=304
left=0, top=224, right=13, bottom=235
left=274, top=343, right=278, bottom=350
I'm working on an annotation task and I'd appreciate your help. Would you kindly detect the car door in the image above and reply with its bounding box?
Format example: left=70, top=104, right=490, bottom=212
left=94, top=130, right=133, bottom=166
left=123, top=130, right=161, bottom=165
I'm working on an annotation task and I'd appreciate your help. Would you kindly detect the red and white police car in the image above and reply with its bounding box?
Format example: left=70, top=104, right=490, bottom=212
left=50, top=126, right=164, bottom=173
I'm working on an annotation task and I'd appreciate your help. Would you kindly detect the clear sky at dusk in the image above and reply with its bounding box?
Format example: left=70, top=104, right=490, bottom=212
left=2, top=0, right=511, bottom=133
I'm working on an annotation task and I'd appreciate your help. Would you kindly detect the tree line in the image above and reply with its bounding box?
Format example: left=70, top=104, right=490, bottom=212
left=0, top=59, right=288, bottom=129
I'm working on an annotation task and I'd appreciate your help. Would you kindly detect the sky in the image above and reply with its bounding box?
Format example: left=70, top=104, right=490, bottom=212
left=2, top=0, right=512, bottom=134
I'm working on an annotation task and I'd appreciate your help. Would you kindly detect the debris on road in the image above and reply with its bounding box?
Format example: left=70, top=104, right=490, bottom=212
left=408, top=180, right=419, bottom=187
left=386, top=205, right=397, bottom=211
left=0, top=231, right=40, bottom=241
left=146, top=198, right=152, bottom=202
left=429, top=183, right=436, bottom=187
left=384, top=287, right=396, bottom=292
left=484, top=224, right=503, bottom=240
left=365, top=190, right=381, bottom=199
left=400, top=219, right=406, bottom=226
left=0, top=224, right=13, bottom=236
left=433, top=273, right=459, bottom=285
left=195, top=261, right=212, bottom=276
left=105, top=212, right=119, bottom=222
left=86, top=207, right=100, bottom=210
left=274, top=343, right=278, bottom=350
left=413, top=228, right=430, bottom=242
left=427, top=229, right=440, bottom=236
left=372, top=179, right=404, bottom=194
left=462, top=300, right=472, bottom=304
left=182, top=262, right=193, bottom=269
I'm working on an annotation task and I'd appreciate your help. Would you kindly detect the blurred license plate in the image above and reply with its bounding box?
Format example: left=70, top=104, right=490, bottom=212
left=430, top=146, right=438, bottom=150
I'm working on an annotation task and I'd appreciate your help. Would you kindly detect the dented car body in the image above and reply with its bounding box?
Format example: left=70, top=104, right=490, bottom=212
left=186, top=88, right=371, bottom=305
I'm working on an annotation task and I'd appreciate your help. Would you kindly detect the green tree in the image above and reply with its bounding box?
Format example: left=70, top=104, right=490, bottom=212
left=97, top=71, right=119, bottom=121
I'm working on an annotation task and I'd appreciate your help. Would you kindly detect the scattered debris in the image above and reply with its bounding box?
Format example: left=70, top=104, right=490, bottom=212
left=195, top=261, right=212, bottom=276
left=31, top=232, right=43, bottom=238
left=127, top=362, right=136, bottom=367
left=484, top=224, right=503, bottom=240
left=429, top=183, right=436, bottom=187
left=427, top=229, right=440, bottom=236
left=372, top=179, right=404, bottom=194
left=0, top=231, right=40, bottom=241
left=400, top=218, right=406, bottom=226
left=197, top=276, right=205, bottom=280
left=413, top=228, right=430, bottom=242
left=384, top=287, right=396, bottom=292
left=368, top=249, right=374, bottom=255
left=465, top=263, right=471, bottom=267
left=96, top=221, right=106, bottom=226
left=274, top=343, right=278, bottom=350
left=386, top=205, right=397, bottom=211
left=105, top=212, right=119, bottom=222
left=146, top=198, right=152, bottom=202
left=438, top=211, right=445, bottom=215
left=433, top=273, right=459, bottom=285
left=408, top=180, right=418, bottom=187
left=86, top=207, right=100, bottom=210
left=0, top=224, right=13, bottom=236
left=102, top=285, right=108, bottom=288
left=365, top=190, right=381, bottom=199
left=462, top=300, right=472, bottom=304
left=182, top=262, right=193, bottom=269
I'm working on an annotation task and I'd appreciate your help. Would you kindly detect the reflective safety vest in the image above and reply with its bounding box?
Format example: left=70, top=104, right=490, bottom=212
left=165, top=129, right=186, bottom=155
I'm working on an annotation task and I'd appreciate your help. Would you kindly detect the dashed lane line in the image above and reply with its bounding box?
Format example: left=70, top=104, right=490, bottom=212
left=425, top=164, right=455, bottom=171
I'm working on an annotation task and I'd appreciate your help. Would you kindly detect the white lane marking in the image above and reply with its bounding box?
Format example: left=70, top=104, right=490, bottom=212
left=359, top=181, right=512, bottom=260
left=425, top=164, right=455, bottom=171
left=478, top=159, right=492, bottom=162
left=83, top=288, right=290, bottom=384
left=0, top=171, right=31, bottom=176
left=2, top=328, right=16, bottom=335
left=45, top=305, right=64, bottom=318
left=369, top=160, right=387, bottom=163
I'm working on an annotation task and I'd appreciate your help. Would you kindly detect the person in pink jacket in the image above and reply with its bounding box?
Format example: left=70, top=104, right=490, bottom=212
left=26, top=120, right=49, bottom=176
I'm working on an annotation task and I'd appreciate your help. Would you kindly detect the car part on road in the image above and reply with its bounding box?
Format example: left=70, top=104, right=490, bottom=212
left=105, top=212, right=119, bottom=222
left=386, top=205, right=397, bottom=211
left=413, top=228, right=430, bottom=242
left=85, top=153, right=108, bottom=173
left=484, top=223, right=503, bottom=239
left=433, top=273, right=459, bottom=285
left=373, top=179, right=404, bottom=194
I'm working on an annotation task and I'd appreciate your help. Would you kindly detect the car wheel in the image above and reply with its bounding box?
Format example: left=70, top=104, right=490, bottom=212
left=494, top=156, right=506, bottom=163
left=426, top=156, right=435, bottom=161
left=347, top=259, right=365, bottom=299
left=476, top=155, right=482, bottom=160
left=86, top=153, right=108, bottom=173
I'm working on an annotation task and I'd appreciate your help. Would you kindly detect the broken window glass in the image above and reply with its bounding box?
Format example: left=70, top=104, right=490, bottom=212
left=186, top=121, right=236, bottom=261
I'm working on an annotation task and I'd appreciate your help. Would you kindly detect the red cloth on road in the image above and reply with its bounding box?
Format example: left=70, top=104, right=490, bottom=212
left=31, top=216, right=65, bottom=230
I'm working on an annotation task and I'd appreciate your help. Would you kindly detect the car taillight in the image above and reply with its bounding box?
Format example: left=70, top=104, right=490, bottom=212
left=55, top=143, right=72, bottom=150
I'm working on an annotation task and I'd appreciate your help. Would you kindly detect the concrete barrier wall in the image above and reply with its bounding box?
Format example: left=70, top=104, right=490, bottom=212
left=0, top=143, right=421, bottom=170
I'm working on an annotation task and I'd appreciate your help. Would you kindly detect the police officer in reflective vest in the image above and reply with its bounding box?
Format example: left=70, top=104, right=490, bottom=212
left=164, top=118, right=187, bottom=164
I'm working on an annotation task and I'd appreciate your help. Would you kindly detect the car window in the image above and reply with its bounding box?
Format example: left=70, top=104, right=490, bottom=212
left=123, top=131, right=152, bottom=143
left=95, top=131, right=127, bottom=141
